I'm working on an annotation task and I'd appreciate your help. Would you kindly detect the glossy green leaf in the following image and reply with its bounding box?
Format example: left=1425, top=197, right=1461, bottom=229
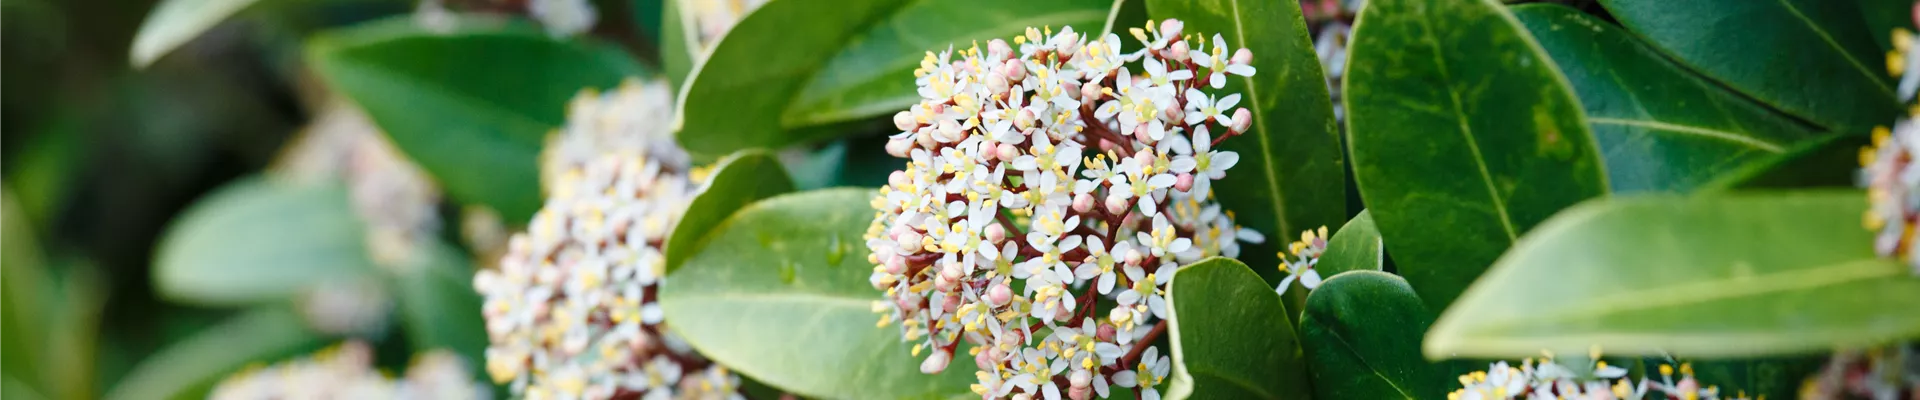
left=1513, top=4, right=1824, bottom=193
left=1596, top=0, right=1899, bottom=131
left=1148, top=0, right=1347, bottom=278
left=1164, top=258, right=1311, bottom=400
left=129, top=0, right=262, bottom=67
left=1299, top=271, right=1450, bottom=399
left=674, top=0, right=1108, bottom=158
left=659, top=189, right=976, bottom=399
left=1, top=188, right=48, bottom=386
left=1428, top=191, right=1920, bottom=359
left=664, top=150, right=795, bottom=273
left=1344, top=0, right=1607, bottom=310
left=1700, top=133, right=1866, bottom=191
left=308, top=16, right=644, bottom=221
left=1103, top=0, right=1148, bottom=37
left=1861, top=0, right=1916, bottom=53
left=1317, top=210, right=1381, bottom=277
left=154, top=177, right=377, bottom=305
left=661, top=0, right=695, bottom=88
left=103, top=307, right=326, bottom=400
left=392, top=241, right=488, bottom=371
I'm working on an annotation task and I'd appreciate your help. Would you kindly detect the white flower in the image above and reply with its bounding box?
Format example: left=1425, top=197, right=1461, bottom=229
left=528, top=0, right=597, bottom=37
left=1189, top=126, right=1240, bottom=180
left=1182, top=88, right=1240, bottom=127
left=1191, top=34, right=1256, bottom=89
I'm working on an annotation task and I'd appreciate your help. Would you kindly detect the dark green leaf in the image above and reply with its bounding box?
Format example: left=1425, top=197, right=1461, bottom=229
left=1103, top=0, right=1148, bottom=37
left=1700, top=133, right=1866, bottom=191
left=1427, top=191, right=1920, bottom=359
left=659, top=189, right=975, bottom=399
left=1148, top=0, right=1347, bottom=281
left=1164, top=258, right=1311, bottom=400
left=1344, top=0, right=1607, bottom=310
left=1513, top=4, right=1825, bottom=193
left=103, top=307, right=327, bottom=400
left=1300, top=271, right=1450, bottom=399
left=129, top=0, right=263, bottom=67
left=665, top=150, right=796, bottom=273
left=154, top=177, right=378, bottom=305
left=392, top=240, right=488, bottom=371
left=675, top=0, right=1108, bottom=159
left=1596, top=0, right=1899, bottom=131
left=1317, top=210, right=1381, bottom=277
left=1861, top=0, right=1916, bottom=53
left=308, top=16, right=644, bottom=221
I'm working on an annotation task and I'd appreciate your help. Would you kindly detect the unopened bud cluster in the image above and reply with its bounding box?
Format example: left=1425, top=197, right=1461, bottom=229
left=864, top=19, right=1264, bottom=400
left=1452, top=354, right=1748, bottom=400
left=474, top=82, right=742, bottom=399
left=210, top=341, right=487, bottom=400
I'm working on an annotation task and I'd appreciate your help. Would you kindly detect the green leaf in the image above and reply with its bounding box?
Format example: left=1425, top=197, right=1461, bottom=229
left=664, top=150, right=796, bottom=273
left=154, top=177, right=378, bottom=305
left=659, top=189, right=975, bottom=399
left=1861, top=0, right=1916, bottom=53
left=103, top=307, right=327, bottom=400
left=1299, top=271, right=1451, bottom=399
left=1427, top=191, right=1920, bottom=359
left=1102, top=0, right=1148, bottom=37
left=308, top=16, right=644, bottom=221
left=1595, top=0, right=1899, bottom=131
left=1148, top=0, right=1347, bottom=279
left=1344, top=0, right=1607, bottom=310
left=674, top=0, right=1108, bottom=159
left=1671, top=356, right=1827, bottom=399
left=1164, top=258, right=1312, bottom=400
left=392, top=241, right=488, bottom=371
left=2, top=188, right=48, bottom=386
left=660, top=0, right=695, bottom=88
left=1317, top=210, right=1382, bottom=278
left=1512, top=4, right=1825, bottom=193
left=129, top=0, right=262, bottom=67
left=1700, top=133, right=1866, bottom=191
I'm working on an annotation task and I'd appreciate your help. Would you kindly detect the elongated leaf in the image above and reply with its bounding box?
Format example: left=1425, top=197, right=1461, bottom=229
left=1300, top=271, right=1450, bottom=399
left=392, top=241, right=487, bottom=371
left=308, top=16, right=644, bottom=221
left=1317, top=210, right=1381, bottom=277
left=674, top=0, right=1108, bottom=158
left=129, top=0, right=261, bottom=67
left=155, top=177, right=377, bottom=305
left=1344, top=0, right=1607, bottom=310
left=1700, top=133, right=1865, bottom=191
left=1513, top=4, right=1824, bottom=193
left=1427, top=191, right=1920, bottom=359
left=659, top=189, right=975, bottom=399
left=103, top=307, right=327, bottom=400
left=1148, top=0, right=1347, bottom=279
left=1164, top=258, right=1311, bottom=400
left=664, top=150, right=795, bottom=273
left=1596, top=0, right=1898, bottom=131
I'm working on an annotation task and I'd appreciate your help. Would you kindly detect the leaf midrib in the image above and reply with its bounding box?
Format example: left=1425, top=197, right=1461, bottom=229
left=1587, top=118, right=1785, bottom=152
left=1412, top=5, right=1520, bottom=241
left=1773, top=0, right=1894, bottom=96
left=1315, top=316, right=1418, bottom=399
left=1471, top=258, right=1897, bottom=333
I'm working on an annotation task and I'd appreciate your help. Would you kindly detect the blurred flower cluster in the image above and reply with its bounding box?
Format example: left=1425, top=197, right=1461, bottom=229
left=863, top=18, right=1272, bottom=400
left=473, top=79, right=744, bottom=399
left=210, top=341, right=488, bottom=400
left=1861, top=27, right=1920, bottom=276
left=1452, top=353, right=1750, bottom=400
left=1801, top=345, right=1919, bottom=400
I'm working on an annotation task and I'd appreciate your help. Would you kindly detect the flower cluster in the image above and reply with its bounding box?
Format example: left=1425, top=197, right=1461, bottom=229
left=863, top=19, right=1265, bottom=400
left=1801, top=345, right=1918, bottom=400
left=1273, top=226, right=1328, bottom=295
left=210, top=341, right=488, bottom=400
left=1452, top=354, right=1749, bottom=400
left=1862, top=26, right=1920, bottom=276
left=474, top=82, right=742, bottom=399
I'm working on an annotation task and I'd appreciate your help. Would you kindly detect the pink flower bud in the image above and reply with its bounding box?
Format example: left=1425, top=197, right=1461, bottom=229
left=1164, top=103, right=1184, bottom=121
left=1105, top=194, right=1130, bottom=216
left=920, top=350, right=951, bottom=374
left=976, top=346, right=999, bottom=370
left=1175, top=173, right=1194, bottom=191
left=870, top=272, right=893, bottom=290
left=1081, top=82, right=1102, bottom=101
left=1123, top=247, right=1143, bottom=265
left=1161, top=19, right=1184, bottom=42
left=1134, top=124, right=1153, bottom=142
left=985, top=224, right=1007, bottom=244
left=1168, top=40, right=1190, bottom=62
left=885, top=138, right=913, bottom=157
left=997, top=143, right=1020, bottom=161
left=1062, top=80, right=1082, bottom=100
left=885, top=255, right=907, bottom=275
left=989, top=39, right=1012, bottom=60
left=1059, top=34, right=1081, bottom=55
left=987, top=71, right=1010, bottom=95
left=894, top=111, right=918, bottom=132
left=897, top=230, right=923, bottom=253
left=1004, top=59, right=1027, bottom=81
left=1072, top=192, right=1095, bottom=213
left=943, top=293, right=962, bottom=312
left=889, top=170, right=910, bottom=188
left=897, top=292, right=922, bottom=312
left=1232, top=48, right=1254, bottom=66
left=988, top=280, right=1012, bottom=307
left=1231, top=108, right=1253, bottom=133
left=1096, top=323, right=1117, bottom=342
left=1015, top=109, right=1037, bottom=129
left=915, top=128, right=938, bottom=148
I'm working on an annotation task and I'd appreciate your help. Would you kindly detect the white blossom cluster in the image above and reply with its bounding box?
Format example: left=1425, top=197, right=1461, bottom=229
left=1802, top=345, right=1918, bottom=400
left=1453, top=356, right=1750, bottom=400
left=210, top=341, right=488, bottom=400
left=473, top=81, right=741, bottom=400
left=864, top=19, right=1265, bottom=400
left=1862, top=27, right=1920, bottom=276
